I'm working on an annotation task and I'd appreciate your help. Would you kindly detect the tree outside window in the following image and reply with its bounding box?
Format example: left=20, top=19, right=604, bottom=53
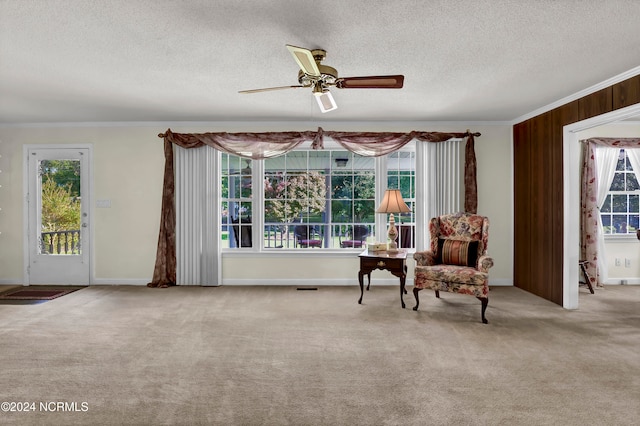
left=39, top=160, right=81, bottom=254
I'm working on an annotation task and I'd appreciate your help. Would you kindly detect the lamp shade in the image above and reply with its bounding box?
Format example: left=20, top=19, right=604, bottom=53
left=376, top=189, right=411, bottom=214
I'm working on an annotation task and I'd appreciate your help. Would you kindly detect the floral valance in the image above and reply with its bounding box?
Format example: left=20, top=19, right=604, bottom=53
left=158, top=127, right=479, bottom=213
left=158, top=129, right=322, bottom=159
left=158, top=127, right=479, bottom=159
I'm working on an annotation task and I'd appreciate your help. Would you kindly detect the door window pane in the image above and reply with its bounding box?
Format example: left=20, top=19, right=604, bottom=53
left=39, top=159, right=81, bottom=255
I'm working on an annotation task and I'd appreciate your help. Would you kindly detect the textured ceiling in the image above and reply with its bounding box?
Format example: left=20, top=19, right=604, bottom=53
left=1, top=0, right=640, bottom=125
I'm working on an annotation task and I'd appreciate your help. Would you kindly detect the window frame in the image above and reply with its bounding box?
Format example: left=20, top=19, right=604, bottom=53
left=220, top=140, right=417, bottom=252
left=601, top=148, right=640, bottom=240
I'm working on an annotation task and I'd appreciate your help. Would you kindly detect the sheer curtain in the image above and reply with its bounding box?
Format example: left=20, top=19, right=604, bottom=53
left=625, top=149, right=640, bottom=184
left=594, top=147, right=619, bottom=284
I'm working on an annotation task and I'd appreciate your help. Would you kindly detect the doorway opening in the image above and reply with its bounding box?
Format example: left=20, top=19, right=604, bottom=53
left=563, top=104, right=640, bottom=309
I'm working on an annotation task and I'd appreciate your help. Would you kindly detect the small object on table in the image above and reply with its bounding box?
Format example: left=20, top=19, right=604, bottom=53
left=367, top=242, right=387, bottom=252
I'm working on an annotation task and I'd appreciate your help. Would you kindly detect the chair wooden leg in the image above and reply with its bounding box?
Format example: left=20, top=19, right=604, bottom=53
left=412, top=287, right=422, bottom=310
left=477, top=297, right=489, bottom=324
left=579, top=260, right=595, bottom=294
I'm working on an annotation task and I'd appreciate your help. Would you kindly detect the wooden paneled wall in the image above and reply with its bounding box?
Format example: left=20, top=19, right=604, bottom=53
left=513, top=75, right=640, bottom=305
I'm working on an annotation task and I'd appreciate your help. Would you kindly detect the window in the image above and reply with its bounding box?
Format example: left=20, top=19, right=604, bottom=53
left=221, top=154, right=253, bottom=248
left=220, top=148, right=417, bottom=250
left=263, top=150, right=376, bottom=249
left=218, top=138, right=435, bottom=250
left=387, top=151, right=416, bottom=248
left=601, top=149, right=640, bottom=235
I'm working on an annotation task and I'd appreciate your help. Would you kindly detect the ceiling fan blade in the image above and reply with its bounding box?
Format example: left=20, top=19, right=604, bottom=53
left=238, top=85, right=305, bottom=94
left=335, top=75, right=404, bottom=89
left=286, top=44, right=321, bottom=77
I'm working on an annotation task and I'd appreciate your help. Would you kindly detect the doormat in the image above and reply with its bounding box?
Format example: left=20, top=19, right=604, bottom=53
left=0, top=286, right=86, bottom=304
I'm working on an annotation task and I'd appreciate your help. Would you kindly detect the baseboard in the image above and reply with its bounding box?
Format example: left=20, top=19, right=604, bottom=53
left=91, top=278, right=151, bottom=285
left=222, top=278, right=415, bottom=286
left=489, top=278, right=513, bottom=286
left=0, top=279, right=22, bottom=285
left=0, top=278, right=153, bottom=286
left=601, top=278, right=640, bottom=285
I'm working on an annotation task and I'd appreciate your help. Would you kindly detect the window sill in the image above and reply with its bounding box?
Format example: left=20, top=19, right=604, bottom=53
left=221, top=247, right=418, bottom=257
left=222, top=249, right=365, bottom=258
left=604, top=234, right=639, bottom=243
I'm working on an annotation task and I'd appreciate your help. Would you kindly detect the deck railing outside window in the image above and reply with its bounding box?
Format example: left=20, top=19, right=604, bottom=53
left=40, top=230, right=80, bottom=254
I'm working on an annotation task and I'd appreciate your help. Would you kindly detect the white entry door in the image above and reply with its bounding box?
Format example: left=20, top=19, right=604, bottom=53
left=26, top=147, right=91, bottom=285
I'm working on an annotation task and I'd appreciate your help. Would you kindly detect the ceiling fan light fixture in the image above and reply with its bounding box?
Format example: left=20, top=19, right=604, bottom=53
left=313, top=85, right=337, bottom=113
left=314, top=90, right=337, bottom=113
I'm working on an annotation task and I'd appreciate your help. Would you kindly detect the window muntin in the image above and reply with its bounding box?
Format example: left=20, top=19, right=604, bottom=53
left=601, top=149, right=640, bottom=235
left=330, top=152, right=376, bottom=248
left=263, top=150, right=375, bottom=249
left=221, top=154, right=253, bottom=248
left=387, top=151, right=416, bottom=248
left=221, top=147, right=417, bottom=250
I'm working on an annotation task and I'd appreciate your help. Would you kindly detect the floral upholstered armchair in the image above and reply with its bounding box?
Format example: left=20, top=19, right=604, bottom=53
left=413, top=212, right=493, bottom=323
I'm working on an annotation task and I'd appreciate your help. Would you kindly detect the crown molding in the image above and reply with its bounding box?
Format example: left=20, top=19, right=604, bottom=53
left=0, top=120, right=512, bottom=130
left=512, top=65, right=640, bottom=125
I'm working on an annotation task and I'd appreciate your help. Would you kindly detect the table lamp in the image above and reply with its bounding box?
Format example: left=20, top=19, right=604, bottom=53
left=376, top=189, right=411, bottom=253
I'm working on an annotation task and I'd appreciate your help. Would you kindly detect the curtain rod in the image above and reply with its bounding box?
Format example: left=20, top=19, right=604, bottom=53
left=158, top=128, right=481, bottom=138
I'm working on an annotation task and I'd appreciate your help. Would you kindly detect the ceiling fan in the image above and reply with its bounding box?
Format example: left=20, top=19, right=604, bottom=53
left=239, top=44, right=404, bottom=113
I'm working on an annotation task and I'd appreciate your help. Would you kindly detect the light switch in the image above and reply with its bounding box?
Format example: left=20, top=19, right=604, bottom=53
left=96, top=199, right=111, bottom=208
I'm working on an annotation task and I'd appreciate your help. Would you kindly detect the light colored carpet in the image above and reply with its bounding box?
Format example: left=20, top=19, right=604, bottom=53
left=0, top=284, right=638, bottom=425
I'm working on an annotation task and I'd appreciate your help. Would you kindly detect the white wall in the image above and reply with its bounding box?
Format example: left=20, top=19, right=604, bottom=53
left=577, top=121, right=640, bottom=284
left=0, top=122, right=513, bottom=286
left=0, top=126, right=165, bottom=284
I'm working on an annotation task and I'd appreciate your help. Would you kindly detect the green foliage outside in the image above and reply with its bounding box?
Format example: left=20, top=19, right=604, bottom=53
left=39, top=160, right=81, bottom=254
left=331, top=173, right=376, bottom=223
left=388, top=171, right=416, bottom=223
left=41, top=160, right=81, bottom=197
left=41, top=176, right=81, bottom=232
left=265, top=171, right=327, bottom=223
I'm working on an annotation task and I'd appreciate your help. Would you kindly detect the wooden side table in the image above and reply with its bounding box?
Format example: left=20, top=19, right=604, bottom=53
left=358, top=249, right=408, bottom=308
